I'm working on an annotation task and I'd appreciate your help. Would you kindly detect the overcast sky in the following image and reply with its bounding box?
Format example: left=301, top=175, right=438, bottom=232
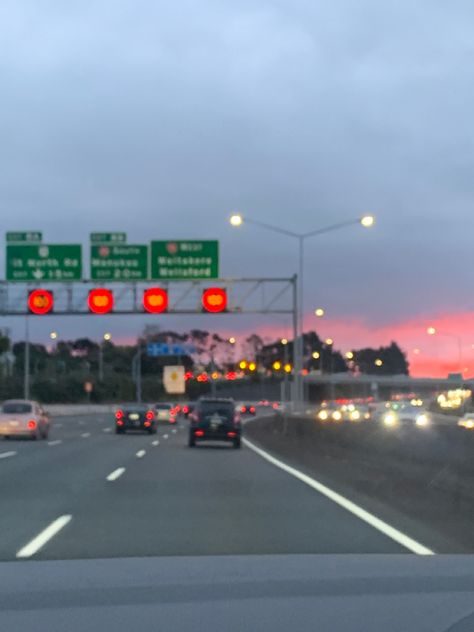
left=1, top=1, right=473, bottom=372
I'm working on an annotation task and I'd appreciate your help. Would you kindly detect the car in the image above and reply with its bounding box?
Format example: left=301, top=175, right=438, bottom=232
left=154, top=403, right=177, bottom=424
left=458, top=413, right=474, bottom=429
left=381, top=403, right=431, bottom=428
left=339, top=403, right=372, bottom=422
left=115, top=405, right=157, bottom=434
left=0, top=399, right=50, bottom=440
left=316, top=404, right=343, bottom=422
left=188, top=397, right=241, bottom=448
left=240, top=403, right=256, bottom=415
left=182, top=403, right=194, bottom=418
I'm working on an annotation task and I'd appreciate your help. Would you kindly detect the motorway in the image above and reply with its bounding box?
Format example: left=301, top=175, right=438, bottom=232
left=0, top=412, right=426, bottom=562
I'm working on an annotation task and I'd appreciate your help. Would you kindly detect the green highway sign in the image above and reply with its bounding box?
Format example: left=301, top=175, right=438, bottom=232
left=6, top=231, right=42, bottom=243
left=150, top=240, right=219, bottom=280
left=90, top=244, right=148, bottom=280
left=90, top=232, right=126, bottom=244
left=6, top=244, right=82, bottom=281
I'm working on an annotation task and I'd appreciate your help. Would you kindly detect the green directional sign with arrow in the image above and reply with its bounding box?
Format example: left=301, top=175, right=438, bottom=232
left=6, top=244, right=82, bottom=281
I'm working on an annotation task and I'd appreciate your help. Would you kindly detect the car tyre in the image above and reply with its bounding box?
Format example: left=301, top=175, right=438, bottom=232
left=233, top=438, right=241, bottom=449
left=188, top=434, right=196, bottom=447
left=116, top=428, right=125, bottom=435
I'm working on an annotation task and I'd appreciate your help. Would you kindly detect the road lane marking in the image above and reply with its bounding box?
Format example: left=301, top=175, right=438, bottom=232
left=151, top=440, right=159, bottom=446
left=0, top=451, right=16, bottom=459
left=47, top=440, right=62, bottom=447
left=103, top=428, right=112, bottom=433
left=243, top=438, right=435, bottom=556
left=81, top=432, right=91, bottom=438
left=136, top=450, right=146, bottom=458
left=172, top=429, right=177, bottom=434
left=78, top=420, right=85, bottom=425
left=163, top=434, right=169, bottom=439
left=16, top=515, right=72, bottom=559
left=106, top=467, right=125, bottom=481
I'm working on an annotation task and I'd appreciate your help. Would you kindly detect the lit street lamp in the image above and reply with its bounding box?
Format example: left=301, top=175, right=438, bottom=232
left=375, top=358, right=383, bottom=367
left=229, top=212, right=375, bottom=408
left=50, top=331, right=58, bottom=340
left=314, top=308, right=325, bottom=317
left=99, top=332, right=112, bottom=382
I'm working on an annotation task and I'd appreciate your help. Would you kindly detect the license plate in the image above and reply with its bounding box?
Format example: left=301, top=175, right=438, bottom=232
left=129, top=413, right=139, bottom=420
left=8, top=421, right=19, bottom=427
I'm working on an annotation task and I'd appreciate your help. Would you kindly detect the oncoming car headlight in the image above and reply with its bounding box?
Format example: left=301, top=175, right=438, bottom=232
left=383, top=413, right=397, bottom=426
left=332, top=410, right=342, bottom=421
left=318, top=410, right=328, bottom=421
left=415, top=413, right=429, bottom=427
left=350, top=410, right=360, bottom=421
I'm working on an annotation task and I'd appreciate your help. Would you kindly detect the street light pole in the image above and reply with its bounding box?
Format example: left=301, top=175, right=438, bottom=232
left=24, top=316, right=30, bottom=400
left=229, top=213, right=375, bottom=410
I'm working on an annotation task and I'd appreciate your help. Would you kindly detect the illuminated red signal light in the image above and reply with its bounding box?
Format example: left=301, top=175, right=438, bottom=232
left=27, top=289, right=54, bottom=315
left=202, top=288, right=227, bottom=313
left=88, top=288, right=114, bottom=314
left=143, top=288, right=168, bottom=314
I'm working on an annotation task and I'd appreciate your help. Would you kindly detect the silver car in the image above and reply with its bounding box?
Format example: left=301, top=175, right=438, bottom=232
left=0, top=399, right=51, bottom=440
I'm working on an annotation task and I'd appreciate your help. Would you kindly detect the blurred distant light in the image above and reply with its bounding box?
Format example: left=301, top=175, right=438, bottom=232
left=284, top=363, right=292, bottom=373
left=49, top=331, right=58, bottom=340
left=314, top=308, right=325, bottom=317
left=360, top=214, right=375, bottom=228
left=281, top=338, right=288, bottom=345
left=312, top=351, right=320, bottom=359
left=345, top=351, right=354, bottom=360
left=325, top=338, right=333, bottom=346
left=239, top=360, right=248, bottom=370
left=375, top=358, right=383, bottom=367
left=248, top=362, right=257, bottom=372
left=230, top=214, right=243, bottom=227
left=103, top=332, right=112, bottom=341
left=228, top=337, right=236, bottom=344
left=413, top=348, right=420, bottom=355
left=272, top=361, right=282, bottom=371
left=427, top=326, right=436, bottom=335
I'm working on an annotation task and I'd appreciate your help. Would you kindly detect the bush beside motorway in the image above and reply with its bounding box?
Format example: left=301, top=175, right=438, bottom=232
left=246, top=414, right=474, bottom=552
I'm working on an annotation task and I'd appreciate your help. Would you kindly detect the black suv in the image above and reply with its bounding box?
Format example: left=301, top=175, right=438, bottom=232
left=188, top=397, right=241, bottom=448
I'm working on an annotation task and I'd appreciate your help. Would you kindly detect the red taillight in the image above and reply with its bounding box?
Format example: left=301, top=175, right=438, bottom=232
left=250, top=406, right=255, bottom=413
left=195, top=430, right=204, bottom=437
left=175, top=405, right=181, bottom=412
left=272, top=403, right=278, bottom=409
left=145, top=411, right=154, bottom=421
left=27, top=420, right=37, bottom=430
left=227, top=431, right=237, bottom=438
left=115, top=410, right=124, bottom=420
left=183, top=406, right=189, bottom=414
left=144, top=420, right=151, bottom=427
left=116, top=420, right=124, bottom=426
left=169, top=417, right=176, bottom=424
left=240, top=405, right=246, bottom=413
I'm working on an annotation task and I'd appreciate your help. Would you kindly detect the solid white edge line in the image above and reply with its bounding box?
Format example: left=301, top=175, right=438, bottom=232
left=242, top=437, right=434, bottom=556
left=16, top=515, right=72, bottom=559
left=136, top=450, right=146, bottom=458
left=106, top=467, right=125, bottom=481
left=0, top=451, right=17, bottom=459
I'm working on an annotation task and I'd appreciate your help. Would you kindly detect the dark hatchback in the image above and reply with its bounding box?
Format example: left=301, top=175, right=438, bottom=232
left=115, top=405, right=157, bottom=434
left=188, top=398, right=241, bottom=448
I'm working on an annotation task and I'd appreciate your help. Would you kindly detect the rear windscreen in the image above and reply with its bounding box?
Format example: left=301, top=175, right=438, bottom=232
left=155, top=404, right=171, bottom=410
left=2, top=403, right=32, bottom=413
left=199, top=403, right=234, bottom=417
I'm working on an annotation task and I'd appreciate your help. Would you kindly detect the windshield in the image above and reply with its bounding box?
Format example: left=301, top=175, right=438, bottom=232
left=2, top=1, right=473, bottom=567
left=2, top=403, right=32, bottom=414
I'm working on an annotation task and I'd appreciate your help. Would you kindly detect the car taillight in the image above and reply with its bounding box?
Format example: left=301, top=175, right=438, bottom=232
left=183, top=406, right=189, bottom=414
left=145, top=410, right=154, bottom=421
left=227, top=431, right=237, bottom=438
left=27, top=420, right=37, bottom=430
left=144, top=420, right=151, bottom=427
left=169, top=417, right=176, bottom=423
left=272, top=403, right=278, bottom=409
left=115, top=409, right=124, bottom=420
left=116, top=420, right=124, bottom=426
left=195, top=429, right=204, bottom=437
left=175, top=405, right=181, bottom=412
left=250, top=406, right=255, bottom=413
left=240, top=405, right=246, bottom=413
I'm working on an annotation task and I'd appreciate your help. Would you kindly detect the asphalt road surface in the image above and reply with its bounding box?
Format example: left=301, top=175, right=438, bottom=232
left=0, top=413, right=429, bottom=562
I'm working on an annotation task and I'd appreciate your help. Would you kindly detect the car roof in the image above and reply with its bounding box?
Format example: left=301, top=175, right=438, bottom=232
left=2, top=399, right=36, bottom=405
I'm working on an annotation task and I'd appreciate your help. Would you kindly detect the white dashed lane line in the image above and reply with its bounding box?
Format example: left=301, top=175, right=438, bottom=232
left=163, top=434, right=169, bottom=440
left=106, top=467, right=125, bottom=482
left=103, top=428, right=112, bottom=433
left=0, top=451, right=16, bottom=459
left=136, top=450, right=146, bottom=458
left=47, top=440, right=62, bottom=447
left=16, top=515, right=72, bottom=559
left=81, top=433, right=91, bottom=438
left=151, top=440, right=159, bottom=446
left=172, top=429, right=177, bottom=434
